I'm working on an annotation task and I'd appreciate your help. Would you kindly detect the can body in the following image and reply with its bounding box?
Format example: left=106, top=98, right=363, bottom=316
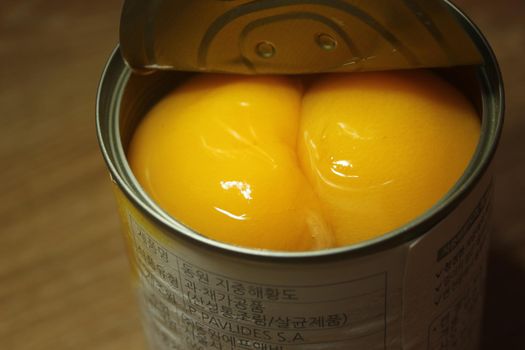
left=97, top=7, right=503, bottom=350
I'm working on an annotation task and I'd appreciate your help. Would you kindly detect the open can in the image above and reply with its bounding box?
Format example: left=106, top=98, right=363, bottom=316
left=97, top=1, right=503, bottom=349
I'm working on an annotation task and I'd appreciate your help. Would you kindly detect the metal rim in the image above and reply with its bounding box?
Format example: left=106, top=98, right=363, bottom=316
left=96, top=5, right=504, bottom=262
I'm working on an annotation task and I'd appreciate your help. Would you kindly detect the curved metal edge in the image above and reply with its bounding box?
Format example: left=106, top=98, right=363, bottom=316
left=97, top=6, right=504, bottom=264
left=444, top=0, right=505, bottom=186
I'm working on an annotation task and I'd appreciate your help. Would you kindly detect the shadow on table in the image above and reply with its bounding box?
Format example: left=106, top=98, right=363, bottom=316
left=482, top=247, right=525, bottom=349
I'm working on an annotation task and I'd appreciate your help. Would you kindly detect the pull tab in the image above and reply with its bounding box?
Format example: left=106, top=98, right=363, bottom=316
left=120, top=0, right=482, bottom=74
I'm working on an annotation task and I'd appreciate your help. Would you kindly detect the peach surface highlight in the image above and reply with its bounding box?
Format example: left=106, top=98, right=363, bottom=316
left=128, top=71, right=480, bottom=251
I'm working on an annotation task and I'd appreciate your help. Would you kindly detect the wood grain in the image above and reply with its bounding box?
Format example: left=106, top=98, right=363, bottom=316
left=0, top=1, right=523, bottom=349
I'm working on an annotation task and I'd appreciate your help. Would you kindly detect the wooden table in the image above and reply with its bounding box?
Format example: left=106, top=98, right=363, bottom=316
left=1, top=1, right=523, bottom=349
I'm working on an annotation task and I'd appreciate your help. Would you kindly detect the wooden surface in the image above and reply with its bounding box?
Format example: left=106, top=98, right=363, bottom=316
left=0, top=1, right=523, bottom=349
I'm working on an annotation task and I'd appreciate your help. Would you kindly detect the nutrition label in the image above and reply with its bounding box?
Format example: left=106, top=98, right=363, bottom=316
left=128, top=216, right=388, bottom=350
left=402, top=178, right=493, bottom=350
left=427, top=185, right=491, bottom=350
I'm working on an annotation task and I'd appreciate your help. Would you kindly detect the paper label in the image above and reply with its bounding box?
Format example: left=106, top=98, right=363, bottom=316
left=403, top=176, right=492, bottom=350
left=128, top=217, right=394, bottom=349
left=116, top=173, right=492, bottom=350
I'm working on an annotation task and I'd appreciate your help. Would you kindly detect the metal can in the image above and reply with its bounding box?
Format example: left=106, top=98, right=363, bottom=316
left=97, top=4, right=503, bottom=350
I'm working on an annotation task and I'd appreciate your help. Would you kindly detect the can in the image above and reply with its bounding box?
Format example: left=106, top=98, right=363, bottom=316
left=97, top=4, right=503, bottom=350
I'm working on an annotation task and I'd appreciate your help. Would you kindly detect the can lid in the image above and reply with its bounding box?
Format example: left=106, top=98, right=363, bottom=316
left=120, top=0, right=482, bottom=74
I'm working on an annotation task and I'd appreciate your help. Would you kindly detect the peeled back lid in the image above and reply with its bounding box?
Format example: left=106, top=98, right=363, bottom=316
left=120, top=0, right=481, bottom=74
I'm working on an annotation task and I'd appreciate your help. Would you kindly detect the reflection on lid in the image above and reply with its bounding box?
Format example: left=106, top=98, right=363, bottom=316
left=120, top=0, right=482, bottom=74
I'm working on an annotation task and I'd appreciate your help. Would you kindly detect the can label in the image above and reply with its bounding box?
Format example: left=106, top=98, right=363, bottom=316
left=403, top=179, right=492, bottom=350
left=116, top=173, right=492, bottom=350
